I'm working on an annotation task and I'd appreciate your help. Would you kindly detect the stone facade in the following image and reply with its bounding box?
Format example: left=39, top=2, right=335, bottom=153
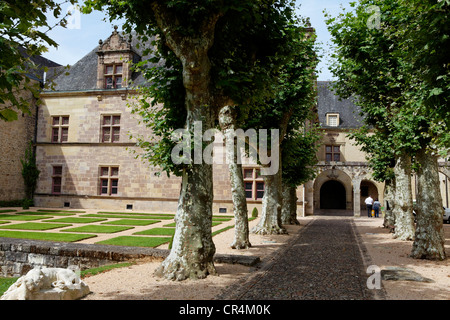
left=26, top=29, right=450, bottom=217
left=0, top=89, right=38, bottom=201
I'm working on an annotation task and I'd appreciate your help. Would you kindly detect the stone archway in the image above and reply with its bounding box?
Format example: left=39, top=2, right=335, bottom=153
left=313, top=168, right=353, bottom=212
left=360, top=180, right=379, bottom=210
left=320, top=180, right=346, bottom=209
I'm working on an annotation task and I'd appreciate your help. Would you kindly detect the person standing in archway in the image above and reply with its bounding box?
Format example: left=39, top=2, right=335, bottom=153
left=373, top=198, right=381, bottom=218
left=365, top=195, right=374, bottom=217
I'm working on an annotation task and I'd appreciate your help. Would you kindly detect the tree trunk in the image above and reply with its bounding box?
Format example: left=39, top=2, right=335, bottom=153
left=219, top=106, right=251, bottom=249
left=251, top=166, right=287, bottom=235
left=152, top=6, right=221, bottom=280
left=281, top=182, right=300, bottom=225
left=410, top=148, right=446, bottom=260
left=392, top=153, right=415, bottom=241
left=383, top=178, right=396, bottom=232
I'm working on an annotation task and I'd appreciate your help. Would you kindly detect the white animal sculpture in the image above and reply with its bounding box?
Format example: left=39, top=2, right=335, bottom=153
left=0, top=266, right=90, bottom=300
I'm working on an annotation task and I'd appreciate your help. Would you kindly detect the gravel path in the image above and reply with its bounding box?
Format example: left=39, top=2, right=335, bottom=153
left=217, top=217, right=380, bottom=300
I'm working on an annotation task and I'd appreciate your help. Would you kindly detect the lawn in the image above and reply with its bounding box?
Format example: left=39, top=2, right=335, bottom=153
left=133, top=227, right=176, bottom=236
left=46, top=217, right=108, bottom=224
left=101, top=219, right=161, bottom=226
left=61, top=225, right=133, bottom=234
left=0, top=230, right=96, bottom=242
left=0, top=222, right=71, bottom=231
left=95, top=236, right=171, bottom=247
left=0, top=215, right=54, bottom=221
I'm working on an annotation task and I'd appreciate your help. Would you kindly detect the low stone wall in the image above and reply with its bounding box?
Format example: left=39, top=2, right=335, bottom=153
left=0, top=238, right=260, bottom=278
left=0, top=237, right=168, bottom=277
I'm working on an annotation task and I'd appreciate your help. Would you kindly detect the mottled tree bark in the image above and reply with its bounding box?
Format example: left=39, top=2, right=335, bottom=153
left=383, top=178, right=396, bottom=232
left=281, top=182, right=300, bottom=225
left=410, top=148, right=446, bottom=260
left=153, top=5, right=221, bottom=280
left=392, top=154, right=415, bottom=241
left=219, top=106, right=251, bottom=249
left=251, top=166, right=287, bottom=235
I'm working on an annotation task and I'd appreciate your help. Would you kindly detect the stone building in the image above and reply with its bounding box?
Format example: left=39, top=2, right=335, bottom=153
left=0, top=53, right=61, bottom=202
left=28, top=28, right=450, bottom=217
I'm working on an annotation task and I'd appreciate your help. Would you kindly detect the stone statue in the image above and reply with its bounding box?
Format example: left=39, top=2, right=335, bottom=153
left=0, top=266, right=90, bottom=300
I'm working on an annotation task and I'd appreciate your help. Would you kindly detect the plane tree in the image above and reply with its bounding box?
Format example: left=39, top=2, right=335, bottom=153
left=83, top=0, right=304, bottom=280
left=326, top=0, right=447, bottom=259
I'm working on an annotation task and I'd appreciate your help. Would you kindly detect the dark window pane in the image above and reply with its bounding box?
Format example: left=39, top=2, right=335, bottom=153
left=115, top=77, right=122, bottom=88
left=334, top=154, right=340, bottom=161
left=326, top=154, right=332, bottom=162
left=256, top=191, right=264, bottom=199
left=61, top=128, right=68, bottom=142
left=326, top=146, right=332, bottom=152
left=62, top=117, right=69, bottom=125
left=333, top=146, right=340, bottom=153
left=52, top=117, right=60, bottom=125
left=52, top=128, right=59, bottom=142
left=105, top=76, right=113, bottom=88
left=115, top=65, right=122, bottom=74
left=53, top=166, right=62, bottom=175
left=245, top=191, right=252, bottom=199
left=105, top=65, right=114, bottom=74
left=256, top=182, right=264, bottom=190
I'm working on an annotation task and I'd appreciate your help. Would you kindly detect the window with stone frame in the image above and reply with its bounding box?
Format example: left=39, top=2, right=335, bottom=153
left=99, top=166, right=119, bottom=196
left=243, top=168, right=265, bottom=200
left=51, top=116, right=69, bottom=143
left=51, top=165, right=63, bottom=194
left=101, top=115, right=121, bottom=142
left=104, top=64, right=123, bottom=89
left=325, top=145, right=341, bottom=162
left=326, top=113, right=340, bottom=127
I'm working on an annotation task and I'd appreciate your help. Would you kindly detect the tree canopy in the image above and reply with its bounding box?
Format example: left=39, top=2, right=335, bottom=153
left=0, top=0, right=75, bottom=121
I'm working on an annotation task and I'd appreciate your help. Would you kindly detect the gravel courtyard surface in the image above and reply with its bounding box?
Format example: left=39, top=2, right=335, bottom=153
left=81, top=215, right=450, bottom=301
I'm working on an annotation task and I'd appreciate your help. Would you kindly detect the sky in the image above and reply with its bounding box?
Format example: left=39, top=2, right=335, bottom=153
left=42, top=0, right=354, bottom=81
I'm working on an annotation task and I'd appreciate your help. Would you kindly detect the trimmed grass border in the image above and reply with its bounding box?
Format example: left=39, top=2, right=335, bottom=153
left=16, top=211, right=76, bottom=216
left=0, top=222, right=71, bottom=231
left=133, top=227, right=175, bottom=236
left=96, top=236, right=171, bottom=248
left=0, top=230, right=96, bottom=242
left=102, top=219, right=161, bottom=226
left=0, top=215, right=54, bottom=221
left=61, top=225, right=133, bottom=234
left=80, top=262, right=134, bottom=278
left=82, top=214, right=173, bottom=220
left=0, top=210, right=17, bottom=213
left=46, top=217, right=108, bottom=224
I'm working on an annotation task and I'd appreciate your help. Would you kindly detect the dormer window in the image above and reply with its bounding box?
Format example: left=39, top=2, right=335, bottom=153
left=104, top=64, right=122, bottom=89
left=326, top=113, right=339, bottom=127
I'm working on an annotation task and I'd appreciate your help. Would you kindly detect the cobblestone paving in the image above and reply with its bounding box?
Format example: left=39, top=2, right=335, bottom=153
left=218, top=217, right=384, bottom=300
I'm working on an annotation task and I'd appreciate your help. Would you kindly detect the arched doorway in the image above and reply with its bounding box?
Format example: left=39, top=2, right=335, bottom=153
left=360, top=180, right=379, bottom=210
left=320, top=180, right=346, bottom=209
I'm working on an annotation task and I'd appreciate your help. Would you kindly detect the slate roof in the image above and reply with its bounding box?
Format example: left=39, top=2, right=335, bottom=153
left=46, top=32, right=154, bottom=92
left=316, top=81, right=365, bottom=129
left=18, top=47, right=62, bottom=84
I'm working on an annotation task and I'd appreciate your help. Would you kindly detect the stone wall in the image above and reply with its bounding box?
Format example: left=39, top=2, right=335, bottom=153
left=0, top=237, right=167, bottom=277
left=0, top=93, right=37, bottom=201
left=0, top=237, right=260, bottom=278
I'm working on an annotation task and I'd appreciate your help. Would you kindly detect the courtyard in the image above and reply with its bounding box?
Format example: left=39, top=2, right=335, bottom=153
left=0, top=208, right=238, bottom=248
